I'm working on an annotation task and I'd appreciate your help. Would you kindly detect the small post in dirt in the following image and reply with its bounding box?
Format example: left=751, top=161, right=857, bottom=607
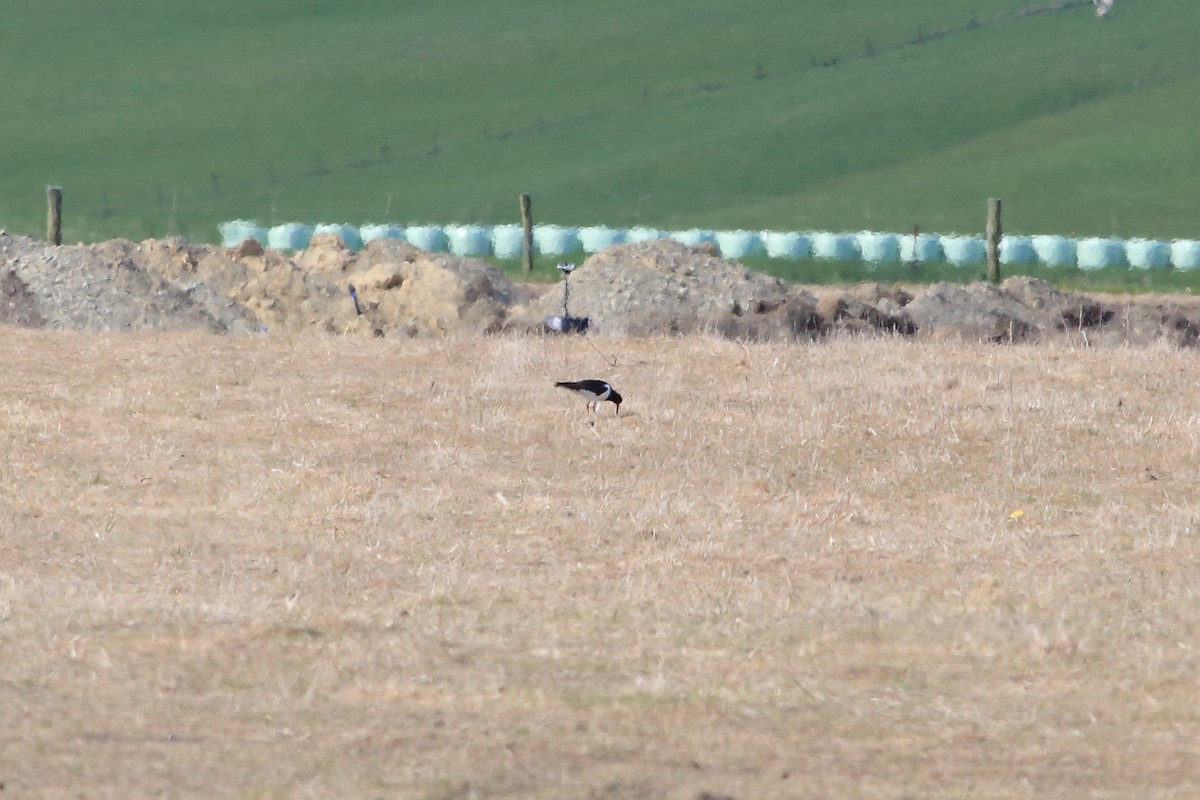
left=47, top=186, right=63, bottom=246
left=986, top=197, right=1002, bottom=284
left=519, top=192, right=534, bottom=274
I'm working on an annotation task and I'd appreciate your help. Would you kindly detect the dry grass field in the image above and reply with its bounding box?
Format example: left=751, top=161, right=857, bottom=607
left=2, top=328, right=1199, bottom=799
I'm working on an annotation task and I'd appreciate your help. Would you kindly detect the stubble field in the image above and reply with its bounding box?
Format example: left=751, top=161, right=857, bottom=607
left=2, top=329, right=1199, bottom=798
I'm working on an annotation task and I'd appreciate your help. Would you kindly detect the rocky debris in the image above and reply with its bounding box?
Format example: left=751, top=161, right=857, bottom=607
left=998, top=276, right=1110, bottom=331
left=229, top=238, right=264, bottom=258
left=905, top=281, right=1042, bottom=342
left=0, top=231, right=519, bottom=337
left=815, top=283, right=916, bottom=336
left=903, top=276, right=1200, bottom=346
left=704, top=291, right=824, bottom=342
left=1090, top=302, right=1200, bottom=349
left=514, top=240, right=794, bottom=336
left=0, top=232, right=257, bottom=334
left=293, top=232, right=356, bottom=274
left=4, top=228, right=1200, bottom=347
left=0, top=268, right=44, bottom=328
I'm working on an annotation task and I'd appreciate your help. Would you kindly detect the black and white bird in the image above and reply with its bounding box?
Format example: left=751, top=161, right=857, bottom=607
left=555, top=379, right=623, bottom=415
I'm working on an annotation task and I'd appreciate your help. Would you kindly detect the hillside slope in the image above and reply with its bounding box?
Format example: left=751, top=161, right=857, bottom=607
left=1, top=0, right=1196, bottom=242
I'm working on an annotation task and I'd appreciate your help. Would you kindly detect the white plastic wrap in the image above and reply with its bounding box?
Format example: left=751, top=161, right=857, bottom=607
left=715, top=230, right=766, bottom=259
left=218, top=220, right=268, bottom=248
left=855, top=231, right=901, bottom=263
left=444, top=223, right=492, bottom=256
left=899, top=233, right=942, bottom=263
left=939, top=235, right=986, bottom=266
left=405, top=225, right=449, bottom=253
left=1124, top=238, right=1170, bottom=270
left=359, top=224, right=406, bottom=244
left=625, top=226, right=667, bottom=243
left=1171, top=240, right=1200, bottom=270
left=669, top=228, right=718, bottom=248
left=578, top=226, right=627, bottom=253
left=811, top=232, right=860, bottom=261
left=999, top=235, right=1035, bottom=266
left=1031, top=235, right=1077, bottom=268
left=491, top=224, right=526, bottom=259
left=267, top=223, right=313, bottom=250
left=760, top=231, right=812, bottom=259
left=533, top=224, right=581, bottom=256
left=1076, top=237, right=1126, bottom=271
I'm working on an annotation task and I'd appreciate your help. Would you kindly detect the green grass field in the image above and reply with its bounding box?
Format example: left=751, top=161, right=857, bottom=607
left=2, top=0, right=1198, bottom=245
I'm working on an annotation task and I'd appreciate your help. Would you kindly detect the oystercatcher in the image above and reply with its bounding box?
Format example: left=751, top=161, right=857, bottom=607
left=555, top=379, right=622, bottom=415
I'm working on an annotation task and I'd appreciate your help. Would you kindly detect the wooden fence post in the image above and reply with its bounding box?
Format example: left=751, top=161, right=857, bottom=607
left=986, top=197, right=1002, bottom=284
left=519, top=192, right=533, bottom=274
left=47, top=186, right=63, bottom=246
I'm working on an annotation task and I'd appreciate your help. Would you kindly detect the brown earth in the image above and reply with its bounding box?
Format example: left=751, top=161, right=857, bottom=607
left=4, top=331, right=1200, bottom=799
left=3, top=229, right=1200, bottom=346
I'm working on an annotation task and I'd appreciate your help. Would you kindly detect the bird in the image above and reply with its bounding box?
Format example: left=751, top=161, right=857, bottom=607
left=555, top=379, right=622, bottom=415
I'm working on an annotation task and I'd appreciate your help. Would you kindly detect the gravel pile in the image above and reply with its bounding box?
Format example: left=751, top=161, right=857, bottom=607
left=511, top=237, right=820, bottom=338
left=0, top=231, right=257, bottom=333
left=515, top=240, right=807, bottom=335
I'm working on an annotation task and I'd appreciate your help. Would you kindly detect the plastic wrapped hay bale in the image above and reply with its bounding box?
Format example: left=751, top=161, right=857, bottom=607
left=578, top=226, right=627, bottom=253
left=715, top=230, right=765, bottom=260
left=218, top=220, right=269, bottom=248
left=855, top=231, right=901, bottom=263
left=1124, top=238, right=1170, bottom=270
left=313, top=223, right=363, bottom=251
left=625, top=226, right=667, bottom=243
left=444, top=223, right=492, bottom=256
left=491, top=224, right=525, bottom=259
left=940, top=235, right=986, bottom=266
left=1171, top=240, right=1200, bottom=270
left=760, top=231, right=811, bottom=259
left=359, top=224, right=406, bottom=244
left=899, top=233, right=942, bottom=263
left=811, top=232, right=860, bottom=261
left=533, top=224, right=581, bottom=256
left=267, top=223, right=313, bottom=251
left=1031, top=235, right=1076, bottom=268
left=405, top=225, right=449, bottom=253
left=669, top=228, right=718, bottom=248
left=1076, top=238, right=1126, bottom=271
left=999, top=235, right=1035, bottom=266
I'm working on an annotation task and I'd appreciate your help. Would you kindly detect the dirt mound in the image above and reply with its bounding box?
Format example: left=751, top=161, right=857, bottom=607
left=813, top=283, right=916, bottom=336
left=342, top=239, right=520, bottom=336
left=898, top=276, right=1200, bottom=346
left=514, top=239, right=821, bottom=338
left=0, top=232, right=258, bottom=333
left=0, top=231, right=520, bottom=337
left=4, top=229, right=1200, bottom=347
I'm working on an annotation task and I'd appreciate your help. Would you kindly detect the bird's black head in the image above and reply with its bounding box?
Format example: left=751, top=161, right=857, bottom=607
left=609, top=390, right=623, bottom=413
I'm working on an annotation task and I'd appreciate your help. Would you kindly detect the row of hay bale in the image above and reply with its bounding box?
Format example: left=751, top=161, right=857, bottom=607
left=217, top=221, right=1200, bottom=270
left=798, top=231, right=1199, bottom=270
